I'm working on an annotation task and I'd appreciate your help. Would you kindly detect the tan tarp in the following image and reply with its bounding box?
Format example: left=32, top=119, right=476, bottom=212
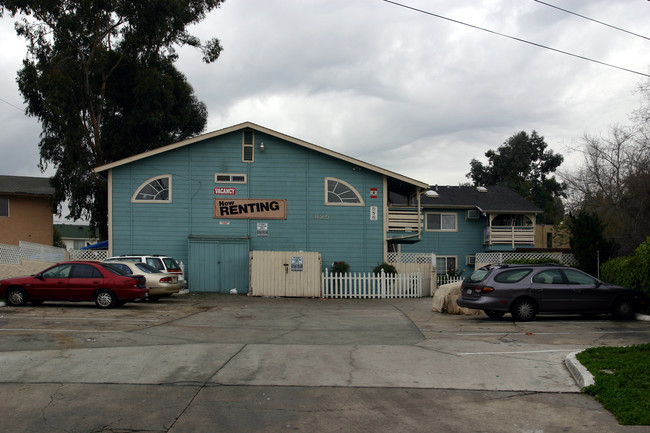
left=432, top=281, right=483, bottom=315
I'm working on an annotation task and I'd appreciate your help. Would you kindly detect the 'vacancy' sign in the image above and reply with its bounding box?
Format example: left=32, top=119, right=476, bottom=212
left=214, top=199, right=287, bottom=219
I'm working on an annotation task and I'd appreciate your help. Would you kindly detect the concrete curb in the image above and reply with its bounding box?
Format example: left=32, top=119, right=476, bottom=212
left=565, top=351, right=595, bottom=389
left=565, top=313, right=649, bottom=389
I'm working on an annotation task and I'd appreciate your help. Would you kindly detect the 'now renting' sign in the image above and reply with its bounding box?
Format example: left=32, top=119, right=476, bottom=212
left=214, top=199, right=287, bottom=220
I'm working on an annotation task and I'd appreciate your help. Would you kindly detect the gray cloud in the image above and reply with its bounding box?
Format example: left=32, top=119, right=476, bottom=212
left=2, top=0, right=648, bottom=190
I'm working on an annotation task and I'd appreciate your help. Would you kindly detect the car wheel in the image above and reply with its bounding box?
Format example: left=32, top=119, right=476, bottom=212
left=611, top=298, right=635, bottom=320
left=94, top=290, right=117, bottom=309
left=6, top=287, right=28, bottom=306
left=484, top=309, right=506, bottom=319
left=510, top=298, right=538, bottom=321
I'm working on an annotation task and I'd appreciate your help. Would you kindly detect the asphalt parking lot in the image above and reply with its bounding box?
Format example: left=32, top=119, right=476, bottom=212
left=0, top=293, right=649, bottom=433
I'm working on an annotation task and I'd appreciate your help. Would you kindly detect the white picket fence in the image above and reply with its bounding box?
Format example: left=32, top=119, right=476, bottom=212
left=322, top=269, right=422, bottom=299
left=437, top=275, right=465, bottom=286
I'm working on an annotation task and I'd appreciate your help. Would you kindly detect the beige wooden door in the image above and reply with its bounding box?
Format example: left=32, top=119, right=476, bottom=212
left=250, top=251, right=322, bottom=297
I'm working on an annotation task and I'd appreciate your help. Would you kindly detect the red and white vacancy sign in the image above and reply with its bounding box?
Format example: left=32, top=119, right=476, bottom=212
left=370, top=188, right=378, bottom=198
left=214, top=187, right=236, bottom=195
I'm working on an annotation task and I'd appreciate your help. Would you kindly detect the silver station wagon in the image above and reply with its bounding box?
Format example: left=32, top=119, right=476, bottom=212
left=456, top=264, right=647, bottom=321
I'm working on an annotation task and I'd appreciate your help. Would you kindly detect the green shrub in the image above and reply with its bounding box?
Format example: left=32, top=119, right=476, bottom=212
left=373, top=263, right=397, bottom=274
left=504, top=257, right=560, bottom=265
left=601, top=237, right=650, bottom=299
left=331, top=261, right=350, bottom=274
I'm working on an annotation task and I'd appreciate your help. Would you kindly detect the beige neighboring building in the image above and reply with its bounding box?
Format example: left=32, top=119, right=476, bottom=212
left=0, top=175, right=55, bottom=246
left=535, top=224, right=570, bottom=250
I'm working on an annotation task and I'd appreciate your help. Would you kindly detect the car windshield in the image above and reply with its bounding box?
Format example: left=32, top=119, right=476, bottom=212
left=135, top=262, right=162, bottom=274
left=465, top=268, right=491, bottom=283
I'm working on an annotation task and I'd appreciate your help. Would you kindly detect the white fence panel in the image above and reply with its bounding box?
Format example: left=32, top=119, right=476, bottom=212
left=437, top=275, right=465, bottom=286
left=322, top=269, right=422, bottom=299
left=475, top=252, right=578, bottom=267
left=0, top=243, right=21, bottom=264
left=19, top=241, right=66, bottom=263
left=69, top=249, right=108, bottom=261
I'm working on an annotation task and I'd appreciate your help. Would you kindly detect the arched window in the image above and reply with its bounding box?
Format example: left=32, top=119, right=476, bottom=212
left=325, top=177, right=364, bottom=206
left=132, top=175, right=172, bottom=203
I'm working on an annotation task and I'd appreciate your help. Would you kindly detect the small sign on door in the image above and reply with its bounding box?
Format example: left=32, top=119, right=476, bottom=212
left=291, top=256, right=303, bottom=272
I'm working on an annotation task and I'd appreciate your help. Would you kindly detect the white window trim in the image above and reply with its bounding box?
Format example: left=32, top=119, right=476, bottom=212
left=215, top=173, right=247, bottom=184
left=436, top=256, right=458, bottom=273
left=324, top=177, right=365, bottom=207
left=131, top=175, right=172, bottom=203
left=425, top=212, right=458, bottom=232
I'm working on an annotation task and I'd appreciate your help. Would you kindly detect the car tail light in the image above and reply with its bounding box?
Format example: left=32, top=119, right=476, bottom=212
left=159, top=277, right=173, bottom=283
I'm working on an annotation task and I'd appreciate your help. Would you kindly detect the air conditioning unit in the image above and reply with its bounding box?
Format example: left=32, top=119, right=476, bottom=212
left=466, top=255, right=476, bottom=265
left=467, top=209, right=480, bottom=219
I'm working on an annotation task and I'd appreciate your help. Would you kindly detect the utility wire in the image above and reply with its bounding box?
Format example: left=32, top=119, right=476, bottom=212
left=533, top=0, right=650, bottom=41
left=0, top=96, right=24, bottom=112
left=383, top=0, right=650, bottom=78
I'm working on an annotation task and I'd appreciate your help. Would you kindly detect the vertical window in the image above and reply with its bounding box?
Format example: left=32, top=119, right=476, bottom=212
left=546, top=232, right=553, bottom=248
left=243, top=129, right=254, bottom=162
left=0, top=198, right=8, bottom=217
left=132, top=176, right=172, bottom=203
left=426, top=213, right=457, bottom=231
left=436, top=256, right=457, bottom=274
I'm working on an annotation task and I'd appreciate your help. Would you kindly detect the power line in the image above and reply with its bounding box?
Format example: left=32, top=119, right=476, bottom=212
left=382, top=0, right=650, bottom=78
left=0, top=96, right=24, bottom=112
left=533, top=0, right=650, bottom=41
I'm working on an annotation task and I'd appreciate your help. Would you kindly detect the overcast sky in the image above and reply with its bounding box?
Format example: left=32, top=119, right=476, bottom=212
left=1, top=0, right=649, bottom=195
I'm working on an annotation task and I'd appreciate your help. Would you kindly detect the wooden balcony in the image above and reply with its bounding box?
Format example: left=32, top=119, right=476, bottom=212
left=484, top=226, right=535, bottom=247
left=387, top=209, right=422, bottom=239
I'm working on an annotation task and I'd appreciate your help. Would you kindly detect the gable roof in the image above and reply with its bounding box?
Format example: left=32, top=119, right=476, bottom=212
left=54, top=223, right=96, bottom=239
left=417, top=185, right=541, bottom=213
left=0, top=175, right=55, bottom=197
left=93, top=121, right=428, bottom=189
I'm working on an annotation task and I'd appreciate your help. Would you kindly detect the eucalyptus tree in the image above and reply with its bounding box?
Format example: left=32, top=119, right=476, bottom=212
left=1, top=0, right=224, bottom=237
left=467, top=130, right=567, bottom=224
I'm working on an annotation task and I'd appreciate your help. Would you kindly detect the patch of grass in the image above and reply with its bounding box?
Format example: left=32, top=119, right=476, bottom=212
left=576, top=344, right=650, bottom=425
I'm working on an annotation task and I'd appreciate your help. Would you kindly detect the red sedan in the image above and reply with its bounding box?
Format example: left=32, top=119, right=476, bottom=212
left=0, top=261, right=148, bottom=308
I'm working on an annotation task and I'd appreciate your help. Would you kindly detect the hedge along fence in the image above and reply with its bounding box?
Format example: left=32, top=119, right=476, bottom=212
left=601, top=237, right=650, bottom=298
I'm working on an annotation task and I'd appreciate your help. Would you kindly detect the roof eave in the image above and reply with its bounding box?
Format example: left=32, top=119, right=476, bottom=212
left=93, top=121, right=428, bottom=189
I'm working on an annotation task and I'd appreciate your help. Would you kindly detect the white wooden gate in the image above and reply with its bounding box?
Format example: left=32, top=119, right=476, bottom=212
left=249, top=251, right=322, bottom=297
left=387, top=252, right=436, bottom=296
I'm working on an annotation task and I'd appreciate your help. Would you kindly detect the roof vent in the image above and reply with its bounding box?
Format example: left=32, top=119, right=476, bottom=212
left=476, top=186, right=488, bottom=193
left=425, top=189, right=439, bottom=198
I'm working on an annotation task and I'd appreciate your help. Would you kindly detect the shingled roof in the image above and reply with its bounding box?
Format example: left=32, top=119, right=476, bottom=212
left=0, top=175, right=55, bottom=197
left=421, top=185, right=541, bottom=213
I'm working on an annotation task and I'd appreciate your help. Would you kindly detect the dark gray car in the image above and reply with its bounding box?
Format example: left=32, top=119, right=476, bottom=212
left=456, top=264, right=648, bottom=321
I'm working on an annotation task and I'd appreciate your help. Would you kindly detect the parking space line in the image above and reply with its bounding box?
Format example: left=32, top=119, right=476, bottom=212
left=457, top=330, right=649, bottom=336
left=0, top=328, right=124, bottom=332
left=458, top=349, right=580, bottom=355
left=0, top=316, right=159, bottom=322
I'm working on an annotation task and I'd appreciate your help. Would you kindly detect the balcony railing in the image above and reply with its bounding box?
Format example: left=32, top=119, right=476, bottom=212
left=387, top=209, right=421, bottom=234
left=484, top=226, right=535, bottom=247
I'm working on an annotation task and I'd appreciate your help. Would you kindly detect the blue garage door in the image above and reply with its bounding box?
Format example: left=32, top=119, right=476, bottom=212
left=188, top=238, right=250, bottom=293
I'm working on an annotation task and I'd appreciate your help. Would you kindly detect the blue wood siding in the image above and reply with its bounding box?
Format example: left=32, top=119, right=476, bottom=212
left=110, top=130, right=386, bottom=291
left=398, top=209, right=486, bottom=274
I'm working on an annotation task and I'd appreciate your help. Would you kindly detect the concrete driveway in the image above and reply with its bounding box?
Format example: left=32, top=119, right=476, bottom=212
left=0, top=293, right=648, bottom=432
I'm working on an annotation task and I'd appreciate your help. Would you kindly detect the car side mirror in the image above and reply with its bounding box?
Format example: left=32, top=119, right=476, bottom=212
left=595, top=280, right=602, bottom=287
